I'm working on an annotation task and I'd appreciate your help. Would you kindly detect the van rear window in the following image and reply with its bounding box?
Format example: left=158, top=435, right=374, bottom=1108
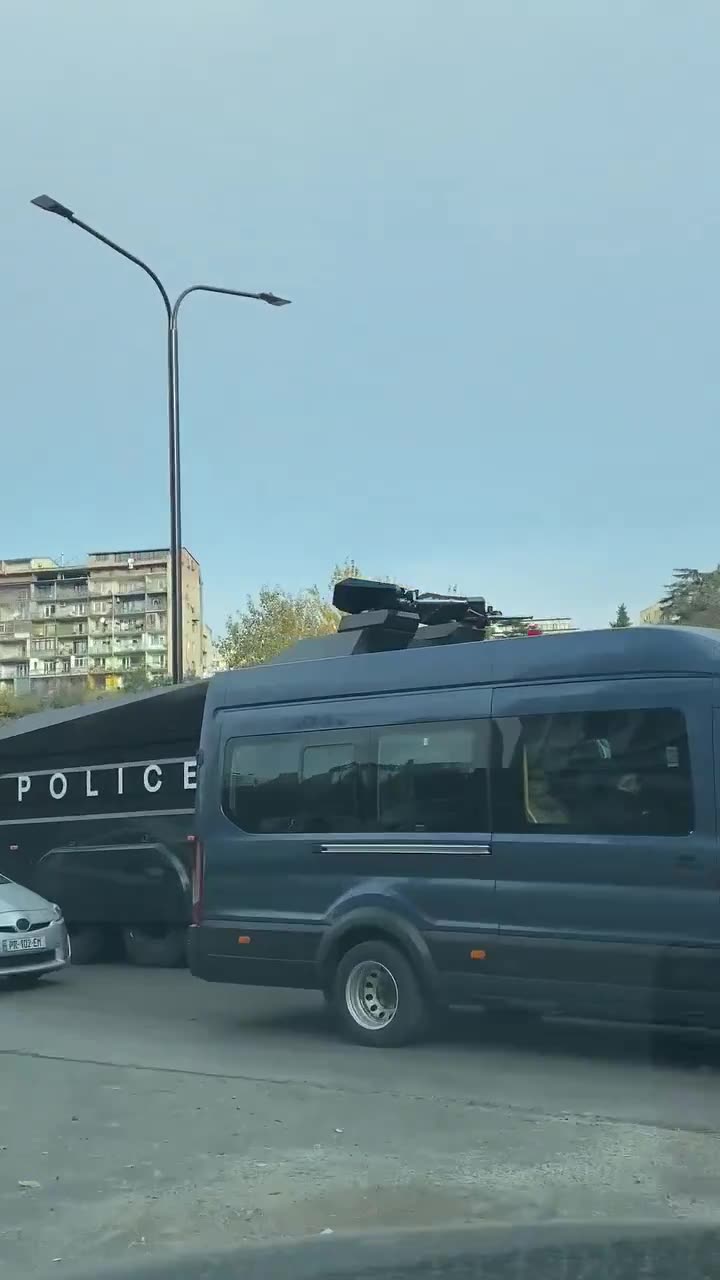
left=493, top=707, right=694, bottom=836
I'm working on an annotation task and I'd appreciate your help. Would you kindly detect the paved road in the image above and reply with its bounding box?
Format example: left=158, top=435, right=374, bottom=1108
left=2, top=966, right=720, bottom=1277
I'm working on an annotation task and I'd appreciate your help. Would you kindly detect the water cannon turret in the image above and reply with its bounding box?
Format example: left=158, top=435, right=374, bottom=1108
left=272, top=578, right=533, bottom=664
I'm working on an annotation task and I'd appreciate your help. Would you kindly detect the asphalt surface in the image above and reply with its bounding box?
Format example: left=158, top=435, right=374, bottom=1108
left=2, top=965, right=720, bottom=1277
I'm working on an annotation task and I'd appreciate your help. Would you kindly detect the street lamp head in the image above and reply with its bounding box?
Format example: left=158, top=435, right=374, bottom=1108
left=31, top=194, right=74, bottom=219
left=257, top=291, right=291, bottom=307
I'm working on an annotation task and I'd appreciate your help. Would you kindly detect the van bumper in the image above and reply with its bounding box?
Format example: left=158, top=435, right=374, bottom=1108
left=187, top=921, right=320, bottom=990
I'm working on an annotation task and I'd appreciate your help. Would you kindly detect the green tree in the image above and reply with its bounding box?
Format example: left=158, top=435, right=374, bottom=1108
left=610, top=603, right=631, bottom=628
left=660, top=566, right=720, bottom=628
left=218, top=585, right=339, bottom=669
left=0, top=681, right=103, bottom=723
left=0, top=687, right=29, bottom=722
left=120, top=668, right=172, bottom=694
left=218, top=562, right=405, bottom=669
left=330, top=559, right=363, bottom=590
left=0, top=673, right=172, bottom=723
left=329, top=561, right=400, bottom=591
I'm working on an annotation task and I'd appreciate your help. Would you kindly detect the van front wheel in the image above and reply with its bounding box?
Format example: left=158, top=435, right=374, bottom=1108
left=332, top=940, right=429, bottom=1047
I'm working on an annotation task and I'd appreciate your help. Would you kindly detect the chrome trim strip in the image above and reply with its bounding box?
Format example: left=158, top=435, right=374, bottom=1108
left=319, top=842, right=491, bottom=856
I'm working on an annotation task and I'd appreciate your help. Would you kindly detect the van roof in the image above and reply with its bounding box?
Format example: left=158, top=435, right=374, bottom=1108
left=205, top=625, right=720, bottom=717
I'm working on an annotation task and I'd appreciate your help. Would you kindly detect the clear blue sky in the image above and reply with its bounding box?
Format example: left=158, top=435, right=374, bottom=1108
left=2, top=1, right=718, bottom=633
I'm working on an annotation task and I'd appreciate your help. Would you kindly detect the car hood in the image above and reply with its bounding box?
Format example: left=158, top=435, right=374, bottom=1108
left=0, top=880, right=54, bottom=915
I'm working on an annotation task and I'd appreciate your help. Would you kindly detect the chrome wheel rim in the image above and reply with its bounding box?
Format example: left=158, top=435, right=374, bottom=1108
left=345, top=960, right=398, bottom=1031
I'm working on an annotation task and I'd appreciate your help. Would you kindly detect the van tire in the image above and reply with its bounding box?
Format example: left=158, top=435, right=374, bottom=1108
left=122, top=926, right=187, bottom=968
left=331, top=940, right=429, bottom=1047
left=68, top=926, right=106, bottom=965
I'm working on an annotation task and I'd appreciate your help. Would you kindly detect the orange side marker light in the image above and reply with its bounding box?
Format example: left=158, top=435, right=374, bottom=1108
left=470, top=949, right=486, bottom=961
left=237, top=935, right=251, bottom=945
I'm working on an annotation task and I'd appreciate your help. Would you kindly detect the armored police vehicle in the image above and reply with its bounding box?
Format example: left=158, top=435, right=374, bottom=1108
left=0, top=679, right=206, bottom=965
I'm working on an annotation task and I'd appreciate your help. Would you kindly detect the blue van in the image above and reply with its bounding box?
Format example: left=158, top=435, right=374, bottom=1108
left=188, top=582, right=720, bottom=1046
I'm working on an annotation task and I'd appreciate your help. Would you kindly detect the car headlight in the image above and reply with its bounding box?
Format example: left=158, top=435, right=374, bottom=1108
left=51, top=903, right=63, bottom=921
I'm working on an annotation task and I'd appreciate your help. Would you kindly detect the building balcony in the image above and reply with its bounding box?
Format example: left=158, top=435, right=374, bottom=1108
left=88, top=550, right=167, bottom=568
left=56, top=602, right=88, bottom=618
left=0, top=614, right=31, bottom=630
left=87, top=656, right=119, bottom=673
left=31, top=665, right=87, bottom=680
left=113, top=617, right=145, bottom=632
left=88, top=644, right=113, bottom=659
left=57, top=617, right=87, bottom=631
left=57, top=642, right=88, bottom=658
left=30, top=603, right=88, bottom=621
left=0, top=617, right=31, bottom=630
left=88, top=652, right=144, bottom=671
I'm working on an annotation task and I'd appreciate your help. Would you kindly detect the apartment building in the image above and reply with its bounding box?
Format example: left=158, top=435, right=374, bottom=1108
left=639, top=602, right=663, bottom=624
left=489, top=616, right=575, bottom=638
left=0, top=547, right=203, bottom=694
left=201, top=623, right=224, bottom=677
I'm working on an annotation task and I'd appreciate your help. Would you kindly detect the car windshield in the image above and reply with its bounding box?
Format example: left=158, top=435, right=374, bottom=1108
left=2, top=3, right=720, bottom=1279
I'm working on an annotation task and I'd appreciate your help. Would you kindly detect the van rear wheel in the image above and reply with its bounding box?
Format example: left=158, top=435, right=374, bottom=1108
left=332, top=940, right=429, bottom=1047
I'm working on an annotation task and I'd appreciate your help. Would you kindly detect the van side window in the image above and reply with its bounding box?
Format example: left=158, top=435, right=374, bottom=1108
left=223, top=734, right=362, bottom=833
left=222, top=719, right=491, bottom=835
left=493, top=708, right=693, bottom=836
left=300, top=742, right=361, bottom=831
left=375, top=721, right=489, bottom=832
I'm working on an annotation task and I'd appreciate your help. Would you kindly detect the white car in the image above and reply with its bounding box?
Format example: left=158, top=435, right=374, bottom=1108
left=0, top=873, right=70, bottom=985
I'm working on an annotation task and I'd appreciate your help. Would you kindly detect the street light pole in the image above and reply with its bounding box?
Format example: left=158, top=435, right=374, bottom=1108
left=168, top=285, right=289, bottom=682
left=30, top=195, right=290, bottom=684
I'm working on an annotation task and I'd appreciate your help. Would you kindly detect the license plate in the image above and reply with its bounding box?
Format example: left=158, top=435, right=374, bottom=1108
left=1, top=936, right=45, bottom=953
